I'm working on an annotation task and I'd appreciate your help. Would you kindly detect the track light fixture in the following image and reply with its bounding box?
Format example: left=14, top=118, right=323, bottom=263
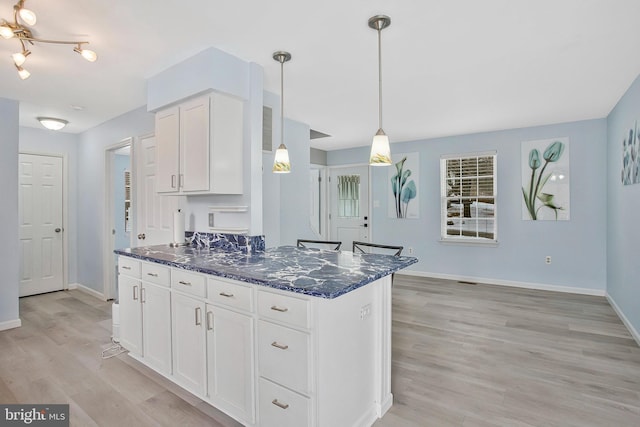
left=1, top=0, right=98, bottom=79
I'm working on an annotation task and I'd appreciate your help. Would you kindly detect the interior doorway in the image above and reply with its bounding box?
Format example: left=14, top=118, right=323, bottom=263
left=104, top=138, right=132, bottom=301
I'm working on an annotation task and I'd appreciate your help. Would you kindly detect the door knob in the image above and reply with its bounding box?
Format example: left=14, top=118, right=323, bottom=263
left=137, top=233, right=146, bottom=240
left=55, top=228, right=62, bottom=233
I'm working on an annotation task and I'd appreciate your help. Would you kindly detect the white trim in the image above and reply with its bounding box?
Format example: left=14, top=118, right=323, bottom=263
left=0, top=319, right=22, bottom=331
left=104, top=138, right=134, bottom=302
left=440, top=149, right=497, bottom=160
left=68, top=283, right=107, bottom=301
left=397, top=270, right=606, bottom=296
left=606, top=293, right=640, bottom=347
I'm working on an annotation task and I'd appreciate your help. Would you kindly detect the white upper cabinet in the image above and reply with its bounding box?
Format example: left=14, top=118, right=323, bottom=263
left=155, top=92, right=244, bottom=195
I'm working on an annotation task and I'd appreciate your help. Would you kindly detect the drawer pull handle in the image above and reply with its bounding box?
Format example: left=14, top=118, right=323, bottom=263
left=270, top=305, right=288, bottom=313
left=133, top=285, right=138, bottom=301
left=271, top=341, right=289, bottom=350
left=219, top=292, right=234, bottom=298
left=122, top=266, right=131, bottom=270
left=141, top=287, right=146, bottom=303
left=206, top=311, right=214, bottom=331
left=147, top=272, right=158, bottom=277
left=178, top=280, right=192, bottom=286
left=195, top=307, right=202, bottom=326
left=272, top=399, right=289, bottom=410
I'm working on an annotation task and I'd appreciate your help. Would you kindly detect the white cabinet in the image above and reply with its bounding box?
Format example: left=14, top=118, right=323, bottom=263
left=206, top=304, right=255, bottom=423
left=171, top=291, right=206, bottom=395
left=155, top=92, right=244, bottom=195
left=119, top=275, right=142, bottom=356
left=118, top=258, right=171, bottom=375
left=141, top=283, right=171, bottom=375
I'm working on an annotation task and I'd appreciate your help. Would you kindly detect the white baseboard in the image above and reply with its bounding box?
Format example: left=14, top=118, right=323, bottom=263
left=68, top=283, right=106, bottom=301
left=397, top=270, right=606, bottom=296
left=606, top=293, right=640, bottom=347
left=0, top=318, right=22, bottom=331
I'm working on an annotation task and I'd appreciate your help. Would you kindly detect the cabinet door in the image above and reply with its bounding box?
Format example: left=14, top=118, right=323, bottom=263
left=142, top=283, right=172, bottom=375
left=155, top=106, right=180, bottom=193
left=210, top=93, right=243, bottom=194
left=180, top=95, right=210, bottom=192
left=119, top=275, right=142, bottom=356
left=171, top=292, right=206, bottom=395
left=206, top=305, right=255, bottom=423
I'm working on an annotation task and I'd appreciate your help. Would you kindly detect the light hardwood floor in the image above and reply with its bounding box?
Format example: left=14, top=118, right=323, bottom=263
left=1, top=277, right=639, bottom=426
left=375, top=275, right=640, bottom=427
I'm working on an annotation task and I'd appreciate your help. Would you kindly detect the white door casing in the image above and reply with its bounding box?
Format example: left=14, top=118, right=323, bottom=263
left=329, top=165, right=370, bottom=251
left=19, top=154, right=64, bottom=297
left=135, top=134, right=182, bottom=246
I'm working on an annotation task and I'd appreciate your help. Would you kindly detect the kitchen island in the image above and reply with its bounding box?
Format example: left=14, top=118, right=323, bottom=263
left=115, top=244, right=417, bottom=427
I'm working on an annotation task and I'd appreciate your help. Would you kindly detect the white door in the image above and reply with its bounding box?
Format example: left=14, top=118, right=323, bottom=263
left=329, top=165, right=370, bottom=252
left=135, top=134, right=181, bottom=246
left=118, top=275, right=142, bottom=355
left=172, top=293, right=206, bottom=395
left=207, top=304, right=255, bottom=422
left=142, top=283, right=172, bottom=375
left=19, top=154, right=64, bottom=297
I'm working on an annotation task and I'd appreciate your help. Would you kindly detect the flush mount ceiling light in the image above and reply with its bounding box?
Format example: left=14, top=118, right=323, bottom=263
left=37, top=117, right=68, bottom=131
left=272, top=51, right=292, bottom=174
left=0, top=0, right=98, bottom=80
left=368, top=15, right=392, bottom=166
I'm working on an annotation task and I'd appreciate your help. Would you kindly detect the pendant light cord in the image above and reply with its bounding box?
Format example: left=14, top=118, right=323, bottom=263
left=280, top=59, right=285, bottom=146
left=378, top=26, right=383, bottom=130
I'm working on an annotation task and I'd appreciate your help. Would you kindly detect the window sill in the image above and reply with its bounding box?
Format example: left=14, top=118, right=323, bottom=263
left=439, top=238, right=498, bottom=247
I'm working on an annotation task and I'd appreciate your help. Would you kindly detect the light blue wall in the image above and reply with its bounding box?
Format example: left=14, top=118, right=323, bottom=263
left=147, top=47, right=251, bottom=111
left=328, top=119, right=608, bottom=292
left=0, top=98, right=20, bottom=325
left=19, top=127, right=79, bottom=284
left=77, top=106, right=154, bottom=292
left=113, top=154, right=131, bottom=250
left=606, top=73, right=640, bottom=336
left=279, top=118, right=316, bottom=246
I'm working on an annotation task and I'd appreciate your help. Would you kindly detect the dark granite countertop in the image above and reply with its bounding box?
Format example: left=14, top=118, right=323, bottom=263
left=115, top=245, right=417, bottom=299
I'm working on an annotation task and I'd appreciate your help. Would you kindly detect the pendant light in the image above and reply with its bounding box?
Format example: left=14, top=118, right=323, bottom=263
left=272, top=51, right=292, bottom=173
left=368, top=15, right=392, bottom=166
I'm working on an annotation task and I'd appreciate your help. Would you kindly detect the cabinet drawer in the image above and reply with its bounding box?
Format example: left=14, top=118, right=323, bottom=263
left=118, top=257, right=141, bottom=278
left=142, top=262, right=170, bottom=287
left=258, top=321, right=310, bottom=394
left=257, top=291, right=310, bottom=329
left=258, top=378, right=310, bottom=427
left=207, top=277, right=253, bottom=312
left=171, top=268, right=206, bottom=297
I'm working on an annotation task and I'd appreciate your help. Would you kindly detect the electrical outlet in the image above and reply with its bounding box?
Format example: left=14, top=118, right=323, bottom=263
left=545, top=256, right=551, bottom=264
left=408, top=247, right=414, bottom=255
left=360, top=304, right=372, bottom=320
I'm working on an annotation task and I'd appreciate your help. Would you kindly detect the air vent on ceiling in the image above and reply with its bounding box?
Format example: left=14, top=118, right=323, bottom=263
left=263, top=106, right=273, bottom=151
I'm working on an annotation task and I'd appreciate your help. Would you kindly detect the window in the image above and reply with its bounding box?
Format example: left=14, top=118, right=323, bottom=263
left=441, top=152, right=497, bottom=243
left=337, top=174, right=360, bottom=218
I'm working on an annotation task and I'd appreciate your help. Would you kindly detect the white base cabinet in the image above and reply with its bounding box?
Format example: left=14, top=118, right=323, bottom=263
left=206, top=304, right=255, bottom=423
left=117, top=256, right=393, bottom=427
left=171, top=292, right=206, bottom=395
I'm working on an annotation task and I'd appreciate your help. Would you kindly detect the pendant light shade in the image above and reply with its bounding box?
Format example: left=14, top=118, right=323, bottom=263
left=272, top=51, right=292, bottom=173
left=368, top=15, right=392, bottom=166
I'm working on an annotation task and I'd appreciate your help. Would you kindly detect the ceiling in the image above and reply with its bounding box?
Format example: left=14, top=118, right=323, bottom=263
left=1, top=0, right=639, bottom=151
